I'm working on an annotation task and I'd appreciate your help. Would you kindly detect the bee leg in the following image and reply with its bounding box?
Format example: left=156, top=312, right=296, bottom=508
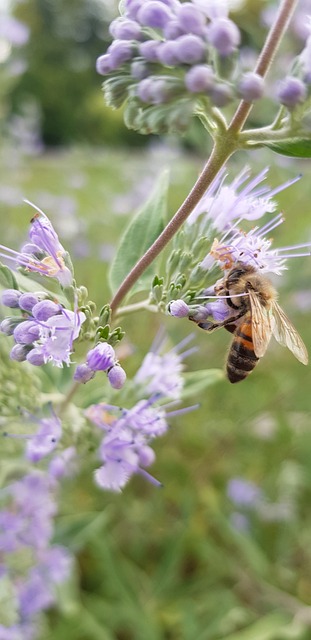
left=190, top=309, right=245, bottom=333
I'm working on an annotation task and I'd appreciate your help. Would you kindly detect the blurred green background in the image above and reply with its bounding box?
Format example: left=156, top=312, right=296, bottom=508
left=1, top=1, right=311, bottom=639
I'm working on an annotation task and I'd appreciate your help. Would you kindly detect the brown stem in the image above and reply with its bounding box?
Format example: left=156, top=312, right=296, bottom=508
left=228, top=0, right=298, bottom=134
left=110, top=141, right=233, bottom=314
left=110, top=0, right=298, bottom=315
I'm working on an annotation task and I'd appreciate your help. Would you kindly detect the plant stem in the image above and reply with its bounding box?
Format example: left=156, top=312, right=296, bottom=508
left=109, top=0, right=298, bottom=315
left=110, top=140, right=234, bottom=314
left=58, top=380, right=81, bottom=417
left=115, top=300, right=158, bottom=317
left=228, top=0, right=298, bottom=135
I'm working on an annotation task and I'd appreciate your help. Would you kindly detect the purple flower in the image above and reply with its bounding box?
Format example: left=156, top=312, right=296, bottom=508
left=139, top=40, right=161, bottom=62
left=176, top=2, right=205, bottom=35
left=0, top=469, right=73, bottom=635
left=1, top=289, right=21, bottom=308
left=137, top=1, right=173, bottom=29
left=238, top=72, right=265, bottom=101
left=208, top=17, right=240, bottom=56
left=48, top=447, right=76, bottom=479
left=13, top=320, right=40, bottom=345
left=107, top=40, right=135, bottom=69
left=204, top=212, right=311, bottom=276
left=87, top=342, right=116, bottom=371
left=74, top=363, right=95, bottom=383
left=96, top=54, right=113, bottom=75
left=169, top=299, right=190, bottom=317
left=86, top=396, right=198, bottom=492
left=187, top=166, right=301, bottom=232
left=37, top=308, right=86, bottom=367
left=18, top=292, right=41, bottom=312
left=227, top=477, right=263, bottom=507
left=185, top=64, right=214, bottom=93
left=109, top=17, right=141, bottom=40
left=25, top=412, right=62, bottom=463
left=32, top=299, right=60, bottom=321
left=135, top=333, right=196, bottom=399
left=108, top=365, right=127, bottom=389
left=26, top=348, right=46, bottom=366
left=0, top=201, right=73, bottom=287
left=175, top=34, right=206, bottom=64
left=277, top=76, right=307, bottom=109
left=10, top=343, right=31, bottom=362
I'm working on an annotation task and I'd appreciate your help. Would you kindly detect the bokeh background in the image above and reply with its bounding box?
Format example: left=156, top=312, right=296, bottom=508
left=1, top=0, right=311, bottom=638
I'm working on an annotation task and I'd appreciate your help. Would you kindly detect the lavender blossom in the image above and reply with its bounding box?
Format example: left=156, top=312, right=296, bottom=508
left=2, top=295, right=86, bottom=368
left=0, top=470, right=72, bottom=637
left=86, top=396, right=198, bottom=492
left=204, top=213, right=311, bottom=276
left=75, top=342, right=126, bottom=390
left=227, top=477, right=263, bottom=507
left=25, top=411, right=62, bottom=463
left=0, top=201, right=73, bottom=287
left=187, top=166, right=301, bottom=232
left=276, top=76, right=307, bottom=109
left=135, top=333, right=196, bottom=399
left=207, top=17, right=240, bottom=56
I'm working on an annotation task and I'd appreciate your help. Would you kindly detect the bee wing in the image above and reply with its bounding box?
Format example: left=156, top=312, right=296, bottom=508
left=272, top=301, right=308, bottom=365
left=248, top=289, right=273, bottom=358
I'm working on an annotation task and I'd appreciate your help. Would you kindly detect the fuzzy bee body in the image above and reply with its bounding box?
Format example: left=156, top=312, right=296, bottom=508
left=194, top=263, right=308, bottom=383
left=226, top=314, right=259, bottom=382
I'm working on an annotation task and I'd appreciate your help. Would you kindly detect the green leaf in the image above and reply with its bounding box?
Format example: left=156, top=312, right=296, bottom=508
left=0, top=263, right=18, bottom=290
left=109, top=171, right=169, bottom=297
left=182, top=368, right=224, bottom=399
left=264, top=138, right=311, bottom=158
left=219, top=612, right=291, bottom=640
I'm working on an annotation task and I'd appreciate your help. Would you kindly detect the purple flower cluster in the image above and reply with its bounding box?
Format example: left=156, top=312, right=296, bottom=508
left=0, top=471, right=72, bottom=638
left=135, top=332, right=196, bottom=399
left=1, top=289, right=86, bottom=368
left=74, top=341, right=126, bottom=390
left=95, top=0, right=311, bottom=132
left=86, top=395, right=197, bottom=492
left=96, top=0, right=246, bottom=132
left=0, top=201, right=73, bottom=287
left=168, top=167, right=311, bottom=319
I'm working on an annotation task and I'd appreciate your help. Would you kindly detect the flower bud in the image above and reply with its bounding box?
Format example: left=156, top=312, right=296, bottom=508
left=175, top=34, right=205, bottom=64
left=0, top=317, right=22, bottom=336
left=138, top=445, right=156, bottom=467
left=185, top=64, right=213, bottom=93
left=32, top=300, right=60, bottom=321
left=109, top=17, right=141, bottom=40
left=13, top=320, right=40, bottom=344
left=108, top=40, right=135, bottom=69
left=157, top=41, right=180, bottom=66
left=18, top=292, right=41, bottom=312
left=107, top=365, right=127, bottom=389
left=1, top=289, right=21, bottom=308
left=169, top=299, right=190, bottom=318
left=211, top=83, right=233, bottom=106
left=74, top=363, right=95, bottom=383
left=137, top=2, right=172, bottom=29
left=87, top=342, right=116, bottom=371
left=10, top=343, right=32, bottom=362
left=177, top=3, right=205, bottom=35
left=96, top=54, right=113, bottom=75
left=238, top=72, right=264, bottom=101
left=131, top=60, right=150, bottom=80
left=26, top=348, right=45, bottom=366
left=208, top=18, right=240, bottom=56
left=277, top=76, right=307, bottom=108
left=139, top=40, right=160, bottom=62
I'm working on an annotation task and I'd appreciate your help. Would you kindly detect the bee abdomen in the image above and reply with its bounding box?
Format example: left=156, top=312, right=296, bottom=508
left=227, top=322, right=259, bottom=383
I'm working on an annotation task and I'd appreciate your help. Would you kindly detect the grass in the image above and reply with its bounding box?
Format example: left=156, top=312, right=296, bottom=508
left=1, top=142, right=311, bottom=640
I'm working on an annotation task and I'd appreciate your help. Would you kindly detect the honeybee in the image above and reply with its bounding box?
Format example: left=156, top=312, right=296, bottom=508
left=195, top=263, right=308, bottom=383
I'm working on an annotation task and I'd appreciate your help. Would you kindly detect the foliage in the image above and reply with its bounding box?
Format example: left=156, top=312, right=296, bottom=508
left=1, top=1, right=311, bottom=639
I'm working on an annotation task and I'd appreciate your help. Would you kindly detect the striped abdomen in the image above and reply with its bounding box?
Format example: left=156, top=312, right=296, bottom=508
left=226, top=314, right=259, bottom=383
